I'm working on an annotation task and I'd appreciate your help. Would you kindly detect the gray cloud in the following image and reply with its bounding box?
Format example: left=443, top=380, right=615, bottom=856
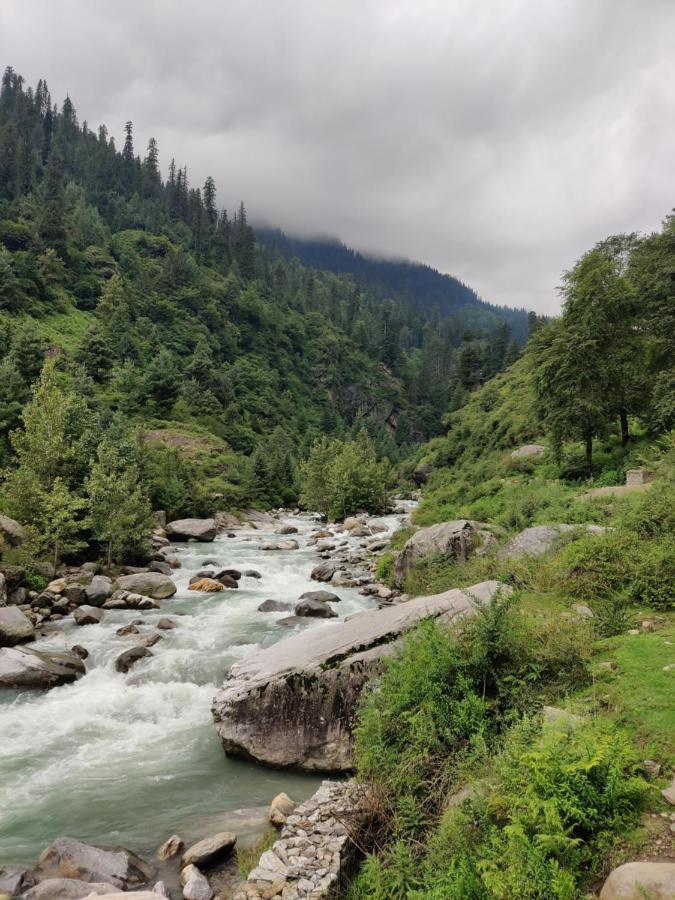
left=1, top=0, right=673, bottom=312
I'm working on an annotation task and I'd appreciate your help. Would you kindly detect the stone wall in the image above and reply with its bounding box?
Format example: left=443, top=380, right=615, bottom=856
left=233, top=781, right=365, bottom=900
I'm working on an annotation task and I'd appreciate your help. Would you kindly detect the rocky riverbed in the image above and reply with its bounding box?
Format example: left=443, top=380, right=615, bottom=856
left=0, top=503, right=414, bottom=898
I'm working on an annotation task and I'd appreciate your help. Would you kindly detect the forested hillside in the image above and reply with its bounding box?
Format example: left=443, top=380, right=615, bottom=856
left=257, top=228, right=529, bottom=343
left=0, top=66, right=520, bottom=518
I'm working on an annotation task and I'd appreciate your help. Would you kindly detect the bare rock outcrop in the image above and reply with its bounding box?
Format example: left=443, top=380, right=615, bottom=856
left=501, top=524, right=606, bottom=559
left=212, top=580, right=508, bottom=771
left=0, top=646, right=85, bottom=688
left=599, top=861, right=675, bottom=899
left=393, top=520, right=496, bottom=587
left=166, top=518, right=217, bottom=542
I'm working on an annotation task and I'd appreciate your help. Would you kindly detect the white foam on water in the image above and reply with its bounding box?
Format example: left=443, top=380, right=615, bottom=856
left=0, top=512, right=403, bottom=863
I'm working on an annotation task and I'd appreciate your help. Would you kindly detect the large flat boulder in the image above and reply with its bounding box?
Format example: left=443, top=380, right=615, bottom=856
left=600, top=861, right=675, bottom=899
left=212, top=580, right=508, bottom=771
left=37, top=837, right=153, bottom=890
left=0, top=646, right=86, bottom=688
left=115, top=573, right=177, bottom=599
left=166, top=518, right=217, bottom=542
left=0, top=512, right=26, bottom=547
left=393, top=520, right=496, bottom=587
left=23, top=878, right=119, bottom=898
left=501, top=524, right=606, bottom=559
left=0, top=605, right=34, bottom=645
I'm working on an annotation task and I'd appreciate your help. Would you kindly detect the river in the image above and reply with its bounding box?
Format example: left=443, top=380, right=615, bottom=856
left=0, top=512, right=402, bottom=866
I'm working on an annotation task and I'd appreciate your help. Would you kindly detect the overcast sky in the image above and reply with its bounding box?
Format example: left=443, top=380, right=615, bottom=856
left=1, top=1, right=673, bottom=313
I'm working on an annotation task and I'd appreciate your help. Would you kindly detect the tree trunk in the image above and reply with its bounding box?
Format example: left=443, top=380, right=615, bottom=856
left=107, top=540, right=113, bottom=572
left=52, top=542, right=59, bottom=578
left=620, top=407, right=630, bottom=446
left=585, top=430, right=593, bottom=476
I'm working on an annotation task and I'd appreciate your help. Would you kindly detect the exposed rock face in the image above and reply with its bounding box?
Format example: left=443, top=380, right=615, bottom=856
left=37, top=837, right=153, bottom=889
left=166, top=518, right=217, bottom=542
left=0, top=512, right=26, bottom=547
left=393, top=520, right=495, bottom=587
left=510, top=443, right=546, bottom=459
left=115, top=573, right=177, bottom=599
left=599, top=861, right=675, bottom=899
left=212, top=580, right=508, bottom=771
left=0, top=605, right=34, bottom=645
left=0, top=647, right=86, bottom=688
left=501, top=524, right=606, bottom=559
left=181, top=831, right=236, bottom=868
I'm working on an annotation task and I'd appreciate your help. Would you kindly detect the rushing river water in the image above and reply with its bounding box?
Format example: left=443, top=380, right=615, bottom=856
left=0, top=512, right=401, bottom=866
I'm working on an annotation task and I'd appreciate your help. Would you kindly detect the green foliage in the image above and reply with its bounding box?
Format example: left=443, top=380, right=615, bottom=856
left=36, top=476, right=89, bottom=574
left=85, top=437, right=153, bottom=566
left=299, top=430, right=392, bottom=519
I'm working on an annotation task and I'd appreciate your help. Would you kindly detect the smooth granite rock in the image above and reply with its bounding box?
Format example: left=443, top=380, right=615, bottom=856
left=212, top=580, right=509, bottom=770
left=0, top=646, right=85, bottom=688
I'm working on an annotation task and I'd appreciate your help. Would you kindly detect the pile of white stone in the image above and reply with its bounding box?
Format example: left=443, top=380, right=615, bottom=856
left=234, top=781, right=365, bottom=900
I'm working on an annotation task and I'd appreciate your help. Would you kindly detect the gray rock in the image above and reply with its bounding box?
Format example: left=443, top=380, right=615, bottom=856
left=262, top=540, right=299, bottom=551
left=85, top=575, right=114, bottom=607
left=166, top=518, right=217, bottom=542
left=180, top=864, right=213, bottom=900
left=278, top=616, right=311, bottom=628
left=215, top=568, right=242, bottom=581
left=599, top=861, right=675, bottom=899
left=510, top=443, right=546, bottom=459
left=269, top=792, right=296, bottom=826
left=115, top=646, right=153, bottom=673
left=0, top=571, right=6, bottom=605
left=73, top=605, right=104, bottom=626
left=244, top=570, right=261, bottom=578
left=0, top=863, right=36, bottom=895
left=157, top=618, right=176, bottom=630
left=70, top=644, right=89, bottom=659
left=393, top=520, right=495, bottom=587
left=148, top=560, right=173, bottom=576
left=299, top=590, right=341, bottom=603
left=212, top=580, right=508, bottom=770
left=0, top=512, right=26, bottom=547
left=501, top=524, right=606, bottom=559
left=181, top=831, right=236, bottom=868
left=258, top=599, right=293, bottom=613
left=310, top=561, right=338, bottom=583
left=0, top=646, right=86, bottom=688
left=0, top=605, right=34, bottom=645
left=214, top=572, right=239, bottom=589
left=571, top=603, right=594, bottom=619
left=661, top=775, right=675, bottom=805
left=275, top=525, right=298, bottom=535
left=37, top=837, right=153, bottom=889
left=23, top=878, right=119, bottom=899
left=64, top=584, right=87, bottom=605
left=157, top=834, right=184, bottom=860
left=115, top=573, right=177, bottom=600
left=294, top=599, right=338, bottom=618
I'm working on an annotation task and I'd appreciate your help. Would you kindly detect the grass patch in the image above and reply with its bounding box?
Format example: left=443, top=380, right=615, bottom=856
left=234, top=827, right=278, bottom=879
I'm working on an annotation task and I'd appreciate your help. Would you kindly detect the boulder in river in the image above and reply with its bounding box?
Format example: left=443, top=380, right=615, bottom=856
left=215, top=568, right=242, bottom=581
left=299, top=590, right=341, bottom=603
left=393, top=520, right=495, bottom=588
left=115, top=646, right=153, bottom=673
left=37, top=837, right=154, bottom=889
left=0, top=605, right=34, bottom=645
left=275, top=524, right=298, bottom=535
left=156, top=617, right=176, bottom=630
left=0, top=646, right=86, bottom=688
left=188, top=578, right=224, bottom=593
left=294, top=598, right=338, bottom=618
left=0, top=864, right=36, bottom=896
left=157, top=834, right=184, bottom=860
left=262, top=540, right=299, bottom=551
left=310, top=561, right=338, bottom=582
left=181, top=831, right=236, bottom=868
left=85, top=575, right=114, bottom=606
left=148, top=560, right=173, bottom=576
left=115, top=573, right=177, bottom=599
left=166, top=518, right=217, bottom=542
left=73, top=605, right=104, bottom=626
left=258, top=599, right=293, bottom=613
left=212, top=580, right=509, bottom=770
